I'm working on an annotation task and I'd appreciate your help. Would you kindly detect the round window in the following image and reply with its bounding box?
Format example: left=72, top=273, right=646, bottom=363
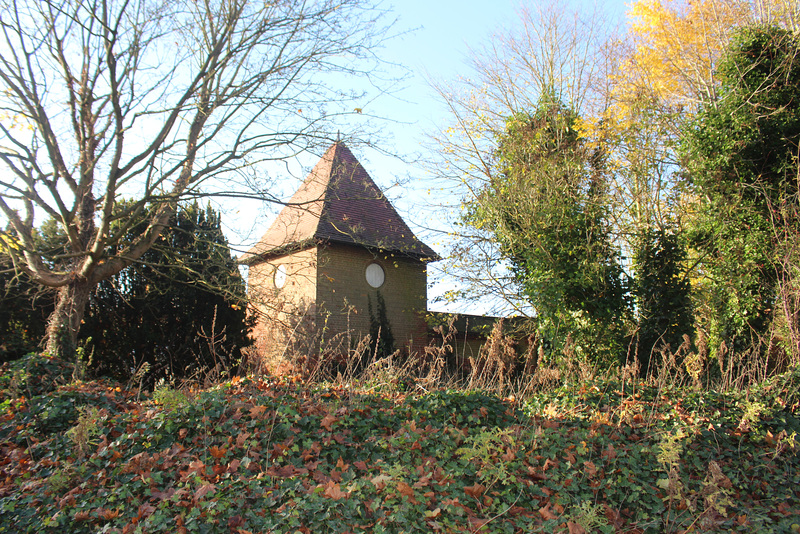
left=365, top=262, right=385, bottom=288
left=274, top=264, right=287, bottom=289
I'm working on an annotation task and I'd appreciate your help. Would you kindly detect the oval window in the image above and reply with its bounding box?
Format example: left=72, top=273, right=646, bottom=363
left=365, top=262, right=385, bottom=288
left=274, top=264, right=287, bottom=289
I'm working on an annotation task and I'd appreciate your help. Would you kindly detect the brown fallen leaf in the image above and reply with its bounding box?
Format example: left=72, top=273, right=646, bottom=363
left=538, top=503, right=557, bottom=521
left=194, top=483, right=216, bottom=502
left=583, top=460, right=597, bottom=477
left=73, top=511, right=91, bottom=522
left=321, top=413, right=338, bottom=431
left=235, top=431, right=251, bottom=448
left=464, top=483, right=486, bottom=499
left=209, top=445, right=227, bottom=460
left=567, top=521, right=587, bottom=534
left=370, top=473, right=391, bottom=490
left=249, top=405, right=267, bottom=418
left=323, top=481, right=348, bottom=500
left=468, top=516, right=489, bottom=529
left=97, top=508, right=120, bottom=521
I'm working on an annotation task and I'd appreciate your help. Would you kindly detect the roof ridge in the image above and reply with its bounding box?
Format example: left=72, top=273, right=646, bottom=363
left=241, top=142, right=440, bottom=264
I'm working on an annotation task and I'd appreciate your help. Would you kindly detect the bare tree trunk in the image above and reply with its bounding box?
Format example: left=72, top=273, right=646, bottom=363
left=44, top=276, right=92, bottom=359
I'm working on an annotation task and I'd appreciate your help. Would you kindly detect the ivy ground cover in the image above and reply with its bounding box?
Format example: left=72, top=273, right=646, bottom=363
left=1, top=363, right=799, bottom=532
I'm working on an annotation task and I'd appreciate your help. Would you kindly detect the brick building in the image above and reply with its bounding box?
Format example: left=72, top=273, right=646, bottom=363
left=242, top=142, right=441, bottom=365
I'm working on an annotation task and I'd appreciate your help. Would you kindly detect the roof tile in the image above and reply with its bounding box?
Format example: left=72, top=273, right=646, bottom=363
left=242, top=142, right=440, bottom=264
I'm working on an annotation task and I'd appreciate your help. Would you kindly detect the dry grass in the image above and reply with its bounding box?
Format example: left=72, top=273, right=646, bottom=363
left=235, top=318, right=796, bottom=404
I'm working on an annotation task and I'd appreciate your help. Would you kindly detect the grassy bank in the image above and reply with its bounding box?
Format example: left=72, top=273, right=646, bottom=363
left=1, top=355, right=799, bottom=533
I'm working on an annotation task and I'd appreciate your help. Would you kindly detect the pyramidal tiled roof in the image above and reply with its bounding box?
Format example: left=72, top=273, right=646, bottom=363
left=242, top=142, right=440, bottom=264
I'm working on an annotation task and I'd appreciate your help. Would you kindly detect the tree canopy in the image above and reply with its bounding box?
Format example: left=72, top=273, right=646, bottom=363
left=464, top=94, right=627, bottom=365
left=681, top=25, right=800, bottom=355
left=432, top=0, right=800, bottom=372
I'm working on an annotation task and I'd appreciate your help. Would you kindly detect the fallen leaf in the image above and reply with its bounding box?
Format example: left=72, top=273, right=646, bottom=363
left=538, top=503, right=557, bottom=521
left=468, top=516, right=489, bottom=528
left=321, top=414, right=338, bottom=431
left=227, top=458, right=241, bottom=473
left=249, top=405, right=267, bottom=418
left=425, top=507, right=442, bottom=519
left=97, top=508, right=120, bottom=521
left=236, top=431, right=251, bottom=448
left=583, top=461, right=597, bottom=477
left=397, top=481, right=415, bottom=500
left=567, top=521, right=587, bottom=534
left=464, top=483, right=486, bottom=499
left=73, top=511, right=91, bottom=521
left=371, top=474, right=391, bottom=490
left=194, top=483, right=216, bottom=502
left=209, top=445, right=227, bottom=460
left=323, top=481, right=348, bottom=500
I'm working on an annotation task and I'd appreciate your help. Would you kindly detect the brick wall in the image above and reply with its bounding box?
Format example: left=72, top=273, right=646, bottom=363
left=248, top=242, right=432, bottom=369
left=248, top=248, right=319, bottom=363
left=317, top=243, right=429, bottom=356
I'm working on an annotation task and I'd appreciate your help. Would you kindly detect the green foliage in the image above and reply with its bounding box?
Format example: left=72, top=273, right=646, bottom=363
left=682, top=25, right=800, bottom=354
left=151, top=380, right=190, bottom=412
left=632, top=228, right=694, bottom=374
left=466, top=92, right=628, bottom=365
left=368, top=291, right=395, bottom=360
left=0, top=353, right=72, bottom=400
left=0, top=257, right=51, bottom=362
left=0, top=375, right=798, bottom=532
left=34, top=201, right=254, bottom=383
left=66, top=406, right=102, bottom=459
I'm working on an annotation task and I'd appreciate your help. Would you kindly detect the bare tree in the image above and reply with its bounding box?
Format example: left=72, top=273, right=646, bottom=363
left=0, top=0, right=391, bottom=358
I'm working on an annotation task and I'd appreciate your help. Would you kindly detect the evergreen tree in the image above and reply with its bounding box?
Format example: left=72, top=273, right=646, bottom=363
left=2, top=203, right=253, bottom=381
left=631, top=228, right=694, bottom=374
left=82, top=202, right=253, bottom=382
left=368, top=291, right=395, bottom=361
left=0, top=251, right=51, bottom=362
